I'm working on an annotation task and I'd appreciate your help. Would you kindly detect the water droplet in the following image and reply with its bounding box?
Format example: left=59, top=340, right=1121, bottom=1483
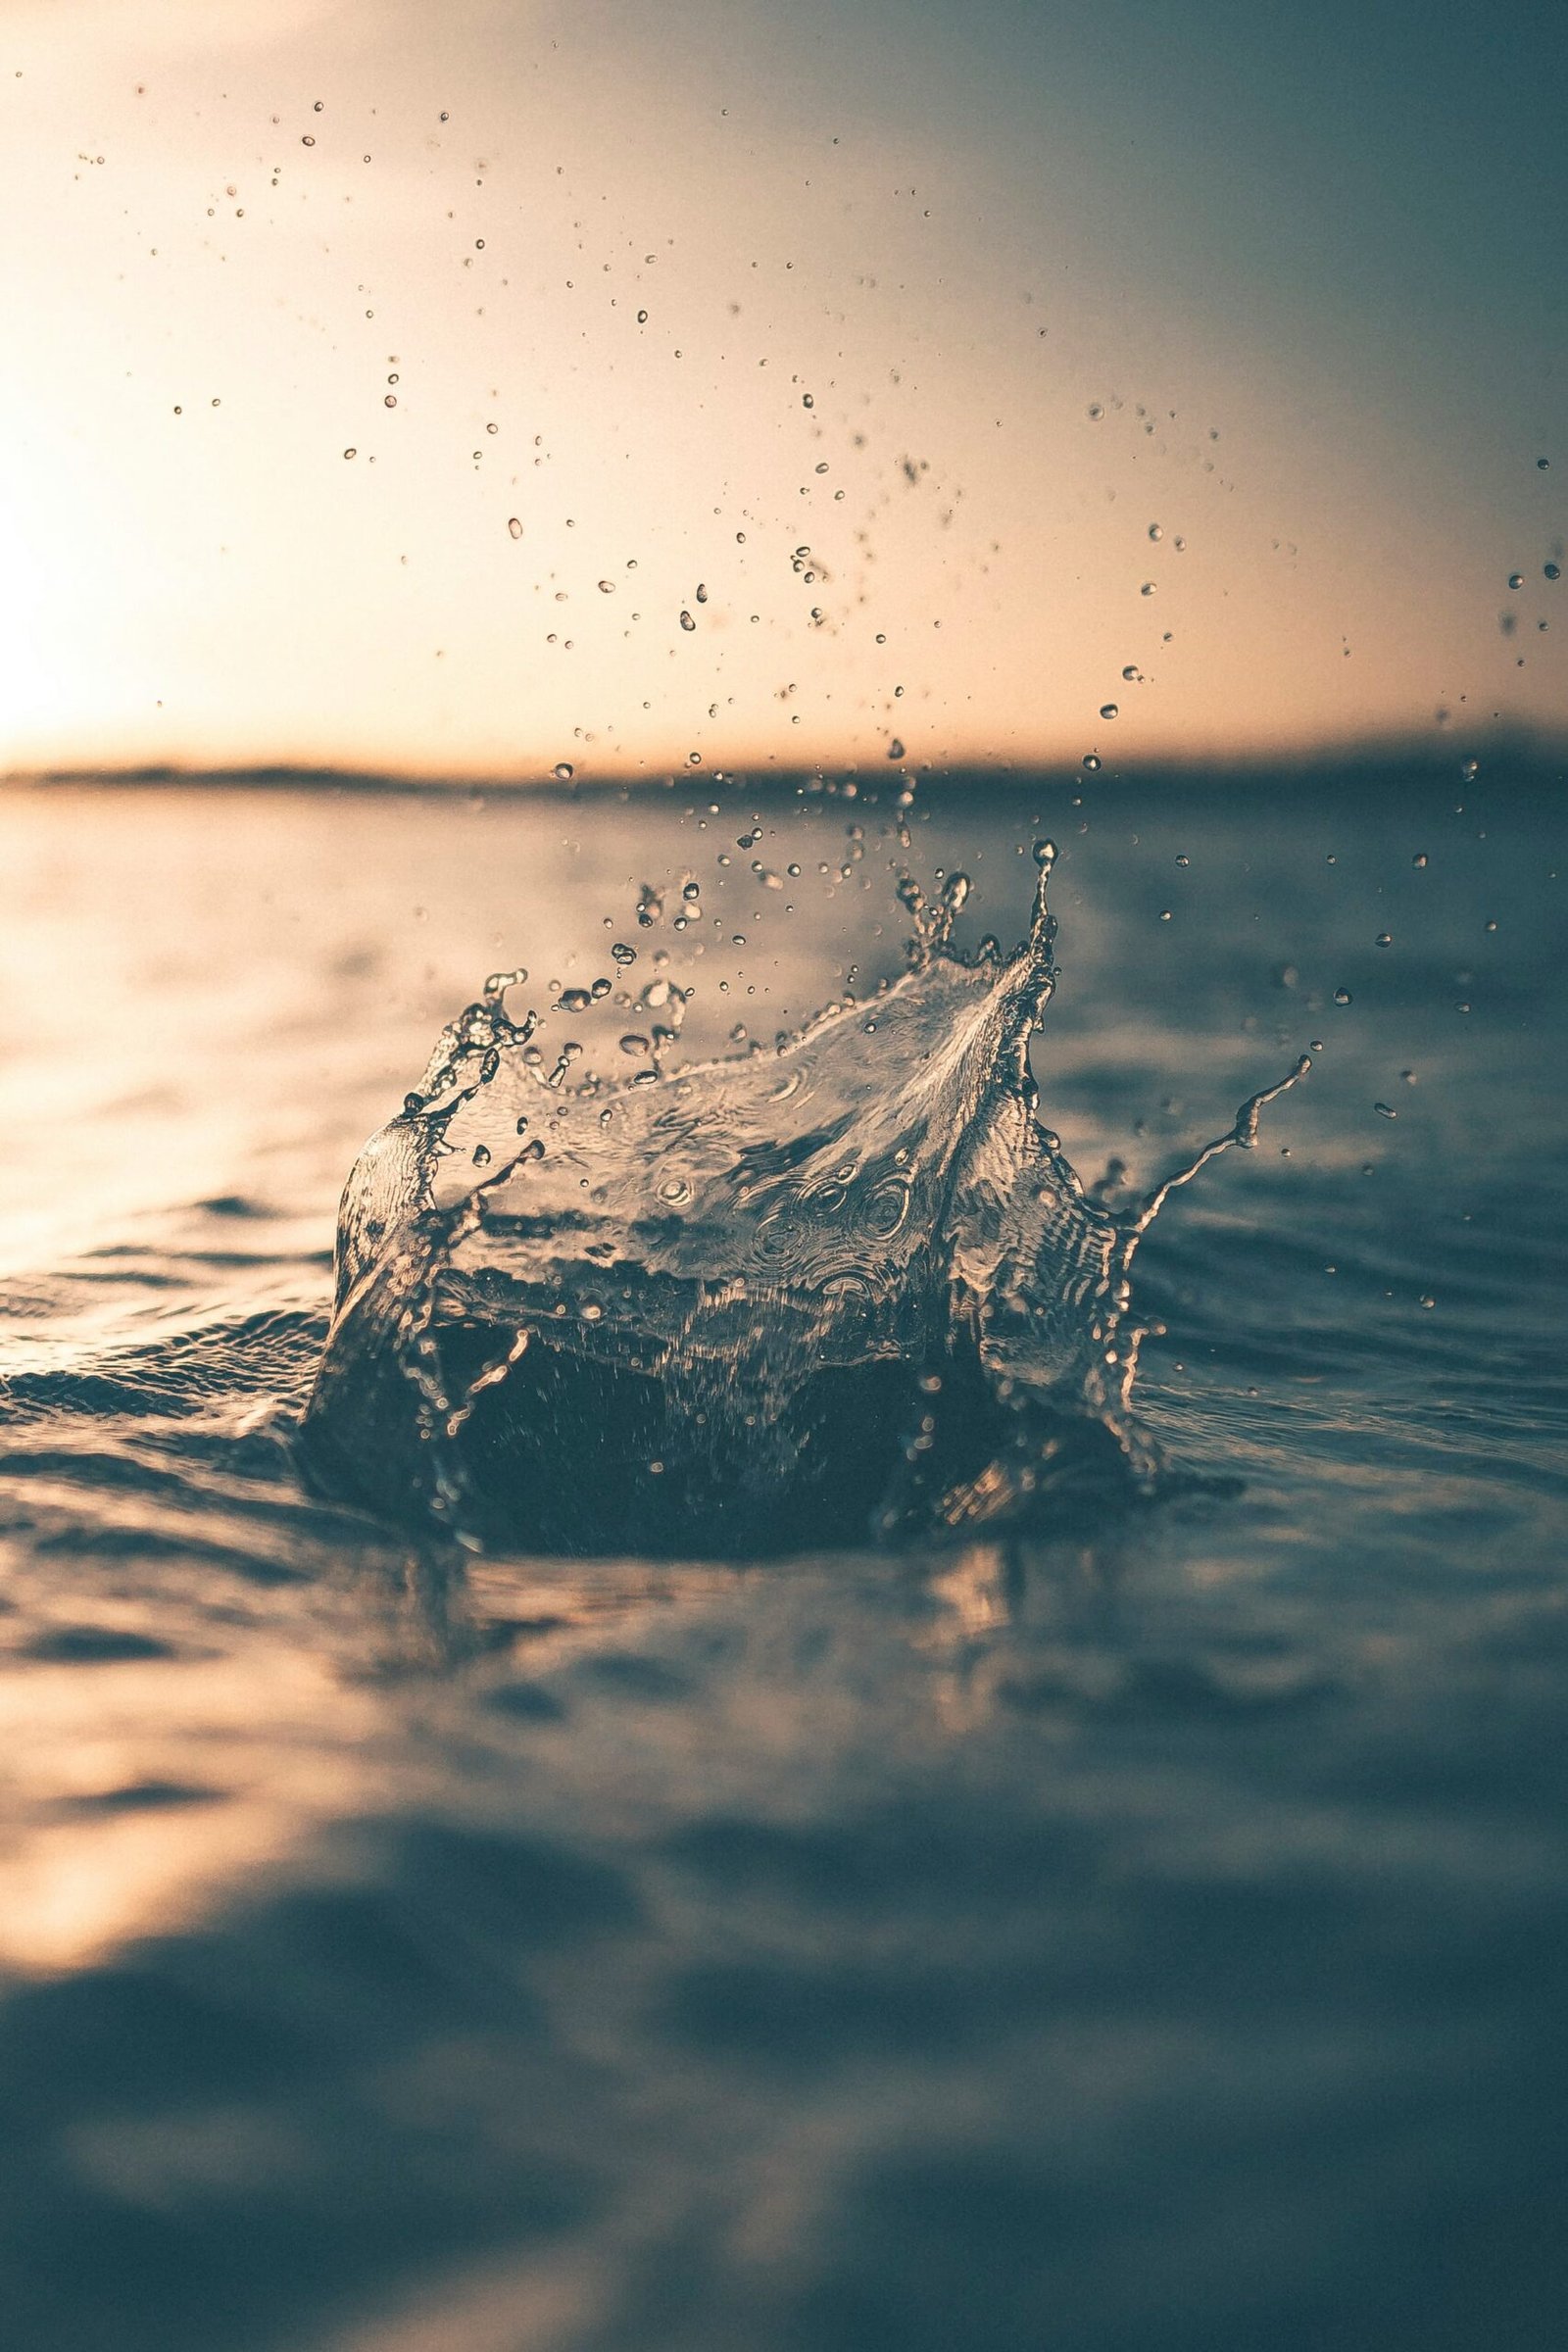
left=1508, top=572, right=1525, bottom=590
left=1032, top=838, right=1057, bottom=870
left=1158, top=908, right=1172, bottom=922
left=558, top=988, right=592, bottom=1013
left=508, top=516, right=522, bottom=539
left=611, top=941, right=636, bottom=965
left=1099, top=703, right=1119, bottom=720
left=1334, top=987, right=1352, bottom=1006
left=343, top=447, right=357, bottom=460
left=1087, top=402, right=1103, bottom=420
left=679, top=610, right=696, bottom=631
left=553, top=760, right=573, bottom=780
left=314, top=99, right=324, bottom=112
left=695, top=582, right=709, bottom=603
left=1148, top=523, right=1163, bottom=541
left=1375, top=932, right=1392, bottom=947
left=1140, top=582, right=1156, bottom=597
left=384, top=393, right=396, bottom=408
left=301, top=134, right=315, bottom=147
left=1121, top=665, right=1139, bottom=681
left=1546, top=563, right=1561, bottom=582
left=887, top=738, right=906, bottom=760
left=598, top=578, right=615, bottom=594
left=1412, top=852, right=1428, bottom=867
left=1081, top=753, right=1102, bottom=771
left=1374, top=1102, right=1396, bottom=1119
left=1538, top=458, right=1551, bottom=469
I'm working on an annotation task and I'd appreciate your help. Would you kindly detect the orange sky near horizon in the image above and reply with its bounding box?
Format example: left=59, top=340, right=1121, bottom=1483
left=1, top=0, right=1561, bottom=780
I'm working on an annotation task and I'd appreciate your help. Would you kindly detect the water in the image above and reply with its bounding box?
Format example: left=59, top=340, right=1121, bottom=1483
left=2, top=769, right=1564, bottom=2349
left=302, top=841, right=1298, bottom=1554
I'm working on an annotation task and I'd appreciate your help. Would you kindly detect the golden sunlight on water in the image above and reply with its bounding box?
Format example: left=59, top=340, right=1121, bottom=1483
left=0, top=1641, right=384, bottom=1973
left=0, top=765, right=1562, bottom=2352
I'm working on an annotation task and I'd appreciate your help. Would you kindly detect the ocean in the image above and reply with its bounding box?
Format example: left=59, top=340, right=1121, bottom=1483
left=1, top=764, right=1564, bottom=2350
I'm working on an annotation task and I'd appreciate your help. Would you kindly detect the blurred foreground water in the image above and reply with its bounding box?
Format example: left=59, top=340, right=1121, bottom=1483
left=1, top=770, right=1564, bottom=2350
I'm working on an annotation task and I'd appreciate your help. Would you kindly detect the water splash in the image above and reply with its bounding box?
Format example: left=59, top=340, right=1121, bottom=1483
left=300, top=848, right=1307, bottom=1556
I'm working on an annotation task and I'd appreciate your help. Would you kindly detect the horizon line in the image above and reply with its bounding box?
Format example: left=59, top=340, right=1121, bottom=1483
left=5, top=727, right=1565, bottom=797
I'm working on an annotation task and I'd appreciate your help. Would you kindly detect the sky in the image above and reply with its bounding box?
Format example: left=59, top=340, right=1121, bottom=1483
left=0, top=0, right=1561, bottom=777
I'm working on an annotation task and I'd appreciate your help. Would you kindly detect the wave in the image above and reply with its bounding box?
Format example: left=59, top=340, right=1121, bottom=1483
left=299, top=847, right=1307, bottom=1556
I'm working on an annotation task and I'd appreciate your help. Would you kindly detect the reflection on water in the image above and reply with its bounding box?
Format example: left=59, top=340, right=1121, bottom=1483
left=0, top=773, right=1565, bottom=2351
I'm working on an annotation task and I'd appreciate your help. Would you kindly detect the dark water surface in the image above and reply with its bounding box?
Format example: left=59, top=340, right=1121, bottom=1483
left=1, top=773, right=1564, bottom=2350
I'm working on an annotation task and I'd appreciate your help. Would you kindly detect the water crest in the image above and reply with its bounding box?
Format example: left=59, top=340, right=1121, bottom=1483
left=301, top=849, right=1307, bottom=1555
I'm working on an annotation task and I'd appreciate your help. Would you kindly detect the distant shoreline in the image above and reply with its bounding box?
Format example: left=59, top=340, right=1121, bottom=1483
left=4, top=742, right=1565, bottom=801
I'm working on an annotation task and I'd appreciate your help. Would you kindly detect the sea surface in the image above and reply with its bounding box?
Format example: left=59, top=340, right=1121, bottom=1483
left=1, top=769, right=1564, bottom=2351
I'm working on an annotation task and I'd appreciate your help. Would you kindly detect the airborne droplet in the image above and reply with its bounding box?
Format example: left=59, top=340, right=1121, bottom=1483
left=553, top=760, right=573, bottom=781
left=679, top=610, right=696, bottom=632
left=508, top=516, right=523, bottom=539
left=1100, top=704, right=1119, bottom=720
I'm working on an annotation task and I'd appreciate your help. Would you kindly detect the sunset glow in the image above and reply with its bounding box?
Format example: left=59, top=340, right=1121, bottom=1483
left=3, top=0, right=1562, bottom=776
